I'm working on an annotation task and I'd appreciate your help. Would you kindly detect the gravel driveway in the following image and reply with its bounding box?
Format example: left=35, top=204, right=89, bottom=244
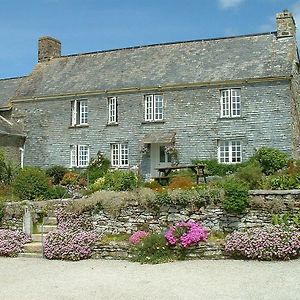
left=0, top=257, right=299, bottom=300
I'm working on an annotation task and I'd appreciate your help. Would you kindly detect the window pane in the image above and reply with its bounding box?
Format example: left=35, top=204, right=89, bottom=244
left=71, top=101, right=77, bottom=126
left=108, top=97, right=117, bottom=123
left=154, top=95, right=163, bottom=120
left=79, top=145, right=89, bottom=167
left=70, top=145, right=77, bottom=167
left=160, top=146, right=165, bottom=163
left=231, top=89, right=241, bottom=117
left=145, top=95, right=153, bottom=121
left=80, top=100, right=88, bottom=124
left=221, top=90, right=230, bottom=117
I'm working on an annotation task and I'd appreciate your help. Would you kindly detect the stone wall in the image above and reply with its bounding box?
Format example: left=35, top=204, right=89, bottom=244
left=2, top=190, right=300, bottom=234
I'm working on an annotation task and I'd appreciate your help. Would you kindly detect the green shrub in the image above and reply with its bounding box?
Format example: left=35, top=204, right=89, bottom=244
left=0, top=150, right=17, bottom=184
left=0, top=199, right=4, bottom=224
left=130, top=232, right=177, bottom=264
left=85, top=152, right=110, bottom=184
left=13, top=167, right=50, bottom=200
left=235, top=160, right=263, bottom=189
left=46, top=165, right=68, bottom=185
left=219, top=177, right=249, bottom=214
left=193, top=159, right=238, bottom=176
left=253, top=147, right=288, bottom=175
left=91, top=170, right=139, bottom=191
left=48, top=185, right=69, bottom=199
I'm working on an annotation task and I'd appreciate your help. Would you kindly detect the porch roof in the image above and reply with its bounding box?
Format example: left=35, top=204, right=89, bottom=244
left=143, top=131, right=176, bottom=144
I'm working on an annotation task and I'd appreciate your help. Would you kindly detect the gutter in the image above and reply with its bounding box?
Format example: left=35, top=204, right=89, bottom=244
left=10, top=75, right=292, bottom=103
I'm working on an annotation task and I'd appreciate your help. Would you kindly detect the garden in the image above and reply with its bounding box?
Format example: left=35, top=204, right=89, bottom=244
left=0, top=147, right=299, bottom=262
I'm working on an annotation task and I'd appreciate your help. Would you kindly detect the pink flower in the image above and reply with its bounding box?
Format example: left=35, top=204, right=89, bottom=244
left=129, top=231, right=149, bottom=245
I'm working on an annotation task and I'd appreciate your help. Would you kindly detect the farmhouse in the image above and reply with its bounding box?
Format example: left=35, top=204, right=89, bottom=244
left=0, top=10, right=299, bottom=179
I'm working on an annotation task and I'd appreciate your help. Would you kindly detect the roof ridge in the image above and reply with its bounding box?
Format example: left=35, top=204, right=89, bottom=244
left=0, top=75, right=27, bottom=81
left=61, top=31, right=277, bottom=59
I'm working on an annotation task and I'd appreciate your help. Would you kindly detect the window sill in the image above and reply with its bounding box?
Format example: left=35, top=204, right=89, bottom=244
left=218, top=117, right=244, bottom=121
left=69, top=124, right=89, bottom=129
left=141, top=120, right=165, bottom=124
left=106, top=123, right=119, bottom=127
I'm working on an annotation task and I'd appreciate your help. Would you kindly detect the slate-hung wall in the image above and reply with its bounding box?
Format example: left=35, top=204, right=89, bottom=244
left=12, top=78, right=293, bottom=173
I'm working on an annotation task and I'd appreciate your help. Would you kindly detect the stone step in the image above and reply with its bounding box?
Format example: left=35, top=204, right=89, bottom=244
left=31, top=233, right=48, bottom=242
left=43, top=216, right=58, bottom=226
left=23, top=242, right=43, bottom=253
left=18, top=252, right=43, bottom=259
left=36, top=224, right=57, bottom=234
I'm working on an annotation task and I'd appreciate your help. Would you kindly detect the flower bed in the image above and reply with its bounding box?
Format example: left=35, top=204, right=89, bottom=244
left=0, top=229, right=31, bottom=257
left=225, top=225, right=300, bottom=260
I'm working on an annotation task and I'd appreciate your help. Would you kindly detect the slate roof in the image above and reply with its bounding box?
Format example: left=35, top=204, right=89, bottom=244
left=0, top=77, right=25, bottom=107
left=13, top=32, right=295, bottom=99
left=0, top=115, right=25, bottom=136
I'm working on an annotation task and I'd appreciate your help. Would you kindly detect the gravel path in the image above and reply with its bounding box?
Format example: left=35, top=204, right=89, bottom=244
left=0, top=257, right=299, bottom=300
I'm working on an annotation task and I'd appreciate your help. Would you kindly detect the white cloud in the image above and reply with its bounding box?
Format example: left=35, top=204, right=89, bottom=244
left=218, top=0, right=245, bottom=9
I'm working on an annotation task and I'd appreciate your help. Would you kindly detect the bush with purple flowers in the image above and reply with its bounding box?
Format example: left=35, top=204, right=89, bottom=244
left=225, top=225, right=300, bottom=260
left=165, top=220, right=209, bottom=248
left=43, top=209, right=97, bottom=261
left=0, top=229, right=31, bottom=257
left=43, top=229, right=97, bottom=261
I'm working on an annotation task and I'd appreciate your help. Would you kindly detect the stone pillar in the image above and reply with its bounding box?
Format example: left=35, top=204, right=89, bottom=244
left=23, top=208, right=32, bottom=235
left=276, top=10, right=296, bottom=38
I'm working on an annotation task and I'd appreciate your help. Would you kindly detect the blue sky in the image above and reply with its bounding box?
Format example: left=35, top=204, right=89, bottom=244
left=0, top=0, right=299, bottom=79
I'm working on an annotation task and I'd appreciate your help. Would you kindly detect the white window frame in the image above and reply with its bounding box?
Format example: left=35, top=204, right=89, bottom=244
left=220, top=89, right=241, bottom=118
left=218, top=140, right=242, bottom=164
left=70, top=144, right=89, bottom=168
left=144, top=95, right=164, bottom=121
left=111, top=143, right=129, bottom=167
left=71, top=99, right=88, bottom=126
left=108, top=97, right=118, bottom=124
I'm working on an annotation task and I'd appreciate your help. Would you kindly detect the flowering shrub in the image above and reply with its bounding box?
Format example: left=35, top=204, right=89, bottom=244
left=44, top=229, right=97, bottom=261
left=130, top=232, right=176, bottom=264
left=129, top=231, right=149, bottom=245
left=165, top=220, right=209, bottom=248
left=56, top=209, right=94, bottom=232
left=86, top=151, right=110, bottom=184
left=225, top=225, right=300, bottom=260
left=0, top=229, right=31, bottom=257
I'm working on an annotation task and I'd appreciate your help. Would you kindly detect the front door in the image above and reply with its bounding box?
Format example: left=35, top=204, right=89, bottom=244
left=150, top=143, right=172, bottom=177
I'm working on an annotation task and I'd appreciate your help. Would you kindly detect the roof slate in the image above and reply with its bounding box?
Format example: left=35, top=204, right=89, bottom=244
left=13, top=32, right=295, bottom=99
left=0, top=77, right=25, bottom=107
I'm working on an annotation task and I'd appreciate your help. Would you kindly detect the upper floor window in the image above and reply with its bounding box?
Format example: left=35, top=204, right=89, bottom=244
left=218, top=140, right=242, bottom=164
left=144, top=95, right=163, bottom=121
left=71, top=99, right=88, bottom=126
left=70, top=144, right=89, bottom=168
left=108, top=97, right=118, bottom=124
left=111, top=143, right=129, bottom=167
left=220, top=89, right=241, bottom=118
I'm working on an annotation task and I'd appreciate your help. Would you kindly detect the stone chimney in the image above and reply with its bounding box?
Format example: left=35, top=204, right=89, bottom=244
left=276, top=10, right=296, bottom=38
left=38, top=36, right=61, bottom=62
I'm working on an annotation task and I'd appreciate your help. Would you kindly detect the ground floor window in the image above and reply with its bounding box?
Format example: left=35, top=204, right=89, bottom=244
left=218, top=140, right=242, bottom=163
left=70, top=144, right=89, bottom=167
left=111, top=143, right=129, bottom=167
